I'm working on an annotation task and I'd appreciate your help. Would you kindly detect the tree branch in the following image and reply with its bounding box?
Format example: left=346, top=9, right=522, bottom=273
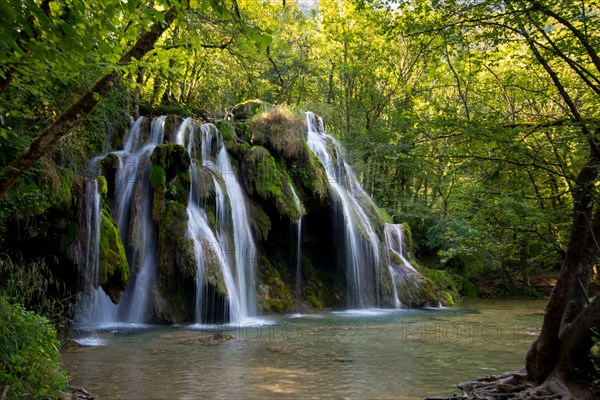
left=0, top=8, right=180, bottom=197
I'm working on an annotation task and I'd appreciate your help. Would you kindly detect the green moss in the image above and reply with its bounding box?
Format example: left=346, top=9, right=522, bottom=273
left=401, top=222, right=413, bottom=253
left=417, top=278, right=440, bottom=305
left=150, top=164, right=166, bottom=189
left=259, top=256, right=293, bottom=313
left=150, top=144, right=191, bottom=222
left=100, top=153, right=120, bottom=171
left=379, top=207, right=392, bottom=223
left=248, top=200, right=271, bottom=241
left=154, top=199, right=198, bottom=322
left=293, top=144, right=329, bottom=200
left=214, top=120, right=235, bottom=141
left=441, top=291, right=455, bottom=307
left=97, top=175, right=108, bottom=198
left=232, top=99, right=264, bottom=120
left=246, top=146, right=283, bottom=198
left=243, top=146, right=302, bottom=222
left=99, top=209, right=129, bottom=287
left=307, top=292, right=324, bottom=309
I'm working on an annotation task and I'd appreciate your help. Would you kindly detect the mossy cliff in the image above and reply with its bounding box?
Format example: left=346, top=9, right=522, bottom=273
left=98, top=207, right=129, bottom=303
left=149, top=144, right=197, bottom=323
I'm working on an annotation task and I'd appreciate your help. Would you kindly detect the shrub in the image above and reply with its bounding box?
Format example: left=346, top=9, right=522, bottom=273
left=0, top=296, right=68, bottom=399
left=249, top=107, right=307, bottom=159
left=0, top=255, right=72, bottom=333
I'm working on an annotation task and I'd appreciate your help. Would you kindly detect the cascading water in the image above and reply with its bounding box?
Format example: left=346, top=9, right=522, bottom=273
left=179, top=120, right=257, bottom=323
left=74, top=179, right=117, bottom=325
left=75, top=112, right=435, bottom=326
left=305, top=112, right=382, bottom=308
left=113, top=116, right=166, bottom=323
left=290, top=184, right=303, bottom=313
left=384, top=224, right=410, bottom=309
left=384, top=223, right=417, bottom=273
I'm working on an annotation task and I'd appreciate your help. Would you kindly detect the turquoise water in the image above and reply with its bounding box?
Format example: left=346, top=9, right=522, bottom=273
left=62, top=299, right=545, bottom=399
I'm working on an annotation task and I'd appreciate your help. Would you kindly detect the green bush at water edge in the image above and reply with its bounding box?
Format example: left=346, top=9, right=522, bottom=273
left=0, top=296, right=68, bottom=399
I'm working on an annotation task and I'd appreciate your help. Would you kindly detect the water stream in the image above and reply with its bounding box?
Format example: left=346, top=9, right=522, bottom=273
left=289, top=184, right=303, bottom=313
left=73, top=179, right=117, bottom=326
left=305, top=112, right=382, bottom=308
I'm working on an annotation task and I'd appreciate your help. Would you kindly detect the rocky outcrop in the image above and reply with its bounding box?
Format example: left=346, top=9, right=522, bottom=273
left=149, top=144, right=196, bottom=323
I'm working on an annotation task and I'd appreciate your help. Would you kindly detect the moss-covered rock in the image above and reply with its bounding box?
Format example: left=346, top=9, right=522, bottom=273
left=214, top=120, right=235, bottom=142
left=150, top=144, right=191, bottom=221
left=249, top=106, right=307, bottom=160
left=154, top=200, right=197, bottom=323
left=257, top=256, right=293, bottom=313
left=391, top=263, right=441, bottom=308
left=288, top=143, right=329, bottom=201
left=201, top=241, right=227, bottom=298
left=247, top=199, right=272, bottom=241
left=440, top=290, right=455, bottom=307
left=242, top=146, right=304, bottom=222
left=99, top=153, right=120, bottom=200
left=231, top=99, right=265, bottom=121
left=97, top=175, right=108, bottom=199
left=147, top=144, right=197, bottom=323
left=99, top=209, right=129, bottom=303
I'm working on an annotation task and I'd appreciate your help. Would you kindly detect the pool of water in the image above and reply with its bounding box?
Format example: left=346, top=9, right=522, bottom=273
left=62, top=299, right=546, bottom=399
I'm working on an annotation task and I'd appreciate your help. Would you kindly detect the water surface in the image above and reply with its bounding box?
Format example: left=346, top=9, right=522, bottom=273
left=63, top=299, right=545, bottom=399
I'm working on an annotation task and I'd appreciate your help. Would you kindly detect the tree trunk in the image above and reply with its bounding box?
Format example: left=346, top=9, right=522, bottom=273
left=526, top=146, right=600, bottom=383
left=0, top=8, right=178, bottom=197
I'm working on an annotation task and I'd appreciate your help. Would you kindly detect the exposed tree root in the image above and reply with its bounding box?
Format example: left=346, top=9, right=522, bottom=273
left=425, top=370, right=596, bottom=400
left=61, top=386, right=95, bottom=400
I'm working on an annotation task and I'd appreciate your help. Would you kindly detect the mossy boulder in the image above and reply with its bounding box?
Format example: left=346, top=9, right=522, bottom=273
left=288, top=144, right=329, bottom=201
left=154, top=200, right=197, bottom=323
left=392, top=264, right=440, bottom=307
left=147, top=144, right=196, bottom=323
left=214, top=120, right=235, bottom=142
left=99, top=208, right=129, bottom=303
left=249, top=106, right=307, bottom=160
left=247, top=199, right=272, bottom=241
left=440, top=290, right=455, bottom=307
left=231, top=99, right=265, bottom=120
left=242, top=146, right=303, bottom=222
left=99, top=153, right=120, bottom=199
left=257, top=256, right=293, bottom=313
left=150, top=144, right=191, bottom=221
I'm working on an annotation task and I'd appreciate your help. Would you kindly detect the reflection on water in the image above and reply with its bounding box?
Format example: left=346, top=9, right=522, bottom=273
left=62, top=300, right=545, bottom=399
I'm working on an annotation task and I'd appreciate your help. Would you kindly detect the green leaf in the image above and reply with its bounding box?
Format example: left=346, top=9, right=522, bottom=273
left=97, top=41, right=112, bottom=55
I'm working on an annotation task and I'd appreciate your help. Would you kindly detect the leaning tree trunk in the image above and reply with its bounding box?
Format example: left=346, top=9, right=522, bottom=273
left=526, top=143, right=600, bottom=383
left=0, top=7, right=179, bottom=198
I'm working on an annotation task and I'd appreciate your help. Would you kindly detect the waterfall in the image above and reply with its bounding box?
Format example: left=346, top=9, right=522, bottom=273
left=113, top=116, right=166, bottom=323
left=290, top=184, right=303, bottom=313
left=305, top=112, right=382, bottom=308
left=182, top=122, right=257, bottom=323
left=74, top=179, right=118, bottom=326
left=383, top=224, right=405, bottom=308
left=384, top=223, right=417, bottom=273
left=75, top=113, right=429, bottom=326
left=215, top=126, right=257, bottom=321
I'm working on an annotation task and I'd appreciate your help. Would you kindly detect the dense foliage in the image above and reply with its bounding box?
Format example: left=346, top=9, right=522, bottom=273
left=0, top=0, right=599, bottom=395
left=0, top=296, right=67, bottom=399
